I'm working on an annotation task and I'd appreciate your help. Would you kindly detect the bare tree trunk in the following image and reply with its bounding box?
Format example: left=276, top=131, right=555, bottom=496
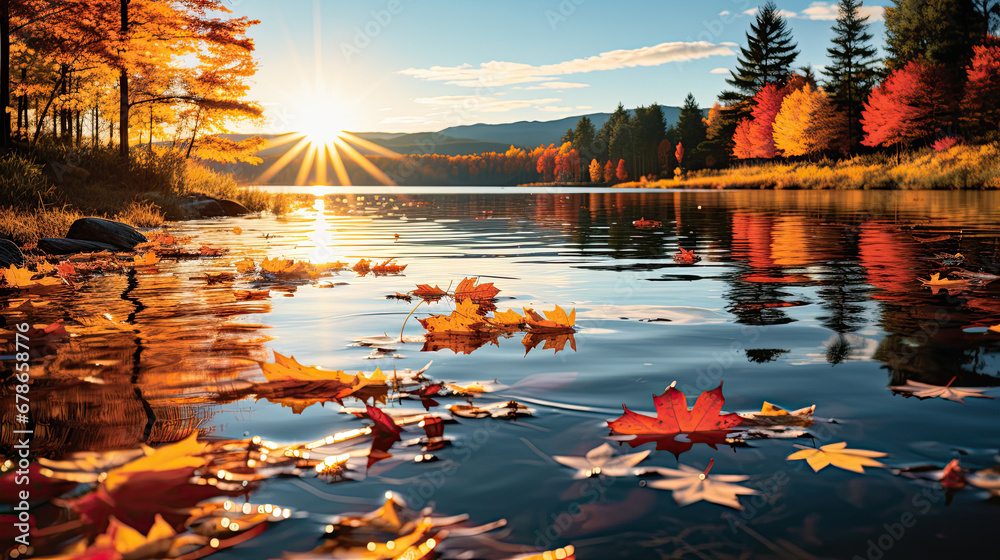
left=185, top=106, right=201, bottom=158
left=2, top=0, right=9, bottom=153
left=119, top=0, right=130, bottom=160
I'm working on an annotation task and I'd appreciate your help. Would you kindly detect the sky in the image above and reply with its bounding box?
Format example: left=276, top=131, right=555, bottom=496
left=226, top=0, right=889, bottom=135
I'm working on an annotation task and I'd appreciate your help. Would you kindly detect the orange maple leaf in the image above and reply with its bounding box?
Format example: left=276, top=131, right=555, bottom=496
left=523, top=305, right=575, bottom=332
left=418, top=300, right=486, bottom=333
left=371, top=259, right=407, bottom=275
left=489, top=308, right=526, bottom=329
left=608, top=382, right=742, bottom=435
left=673, top=247, right=701, bottom=264
left=57, top=261, right=76, bottom=277
left=413, top=284, right=447, bottom=299
left=133, top=253, right=160, bottom=267
left=454, top=277, right=500, bottom=301
left=3, top=265, right=35, bottom=287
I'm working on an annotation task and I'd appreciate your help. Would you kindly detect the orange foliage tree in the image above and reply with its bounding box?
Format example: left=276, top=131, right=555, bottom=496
left=732, top=119, right=755, bottom=159
left=772, top=84, right=840, bottom=156
left=588, top=158, right=602, bottom=182
left=603, top=159, right=615, bottom=182
left=861, top=60, right=955, bottom=148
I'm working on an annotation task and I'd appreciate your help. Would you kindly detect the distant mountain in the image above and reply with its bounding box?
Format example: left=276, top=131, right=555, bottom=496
left=438, top=107, right=684, bottom=148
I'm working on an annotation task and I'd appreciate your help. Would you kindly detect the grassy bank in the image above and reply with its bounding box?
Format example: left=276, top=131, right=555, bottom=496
left=1, top=144, right=285, bottom=246
left=618, top=143, right=1000, bottom=190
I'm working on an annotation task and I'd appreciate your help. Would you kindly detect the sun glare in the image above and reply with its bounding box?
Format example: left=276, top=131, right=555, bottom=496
left=299, top=107, right=347, bottom=146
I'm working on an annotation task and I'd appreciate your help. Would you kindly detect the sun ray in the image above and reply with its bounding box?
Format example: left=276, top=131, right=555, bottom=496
left=257, top=136, right=311, bottom=185
left=315, top=140, right=328, bottom=185
left=339, top=131, right=403, bottom=159
left=296, top=143, right=318, bottom=186
left=261, top=132, right=305, bottom=152
left=326, top=143, right=351, bottom=186
left=334, top=138, right=396, bottom=185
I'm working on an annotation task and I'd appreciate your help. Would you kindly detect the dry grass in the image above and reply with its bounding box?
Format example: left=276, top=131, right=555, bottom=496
left=0, top=207, right=83, bottom=247
left=620, top=143, right=1000, bottom=190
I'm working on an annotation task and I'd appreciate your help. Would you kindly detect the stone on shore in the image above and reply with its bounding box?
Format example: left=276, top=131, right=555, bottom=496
left=67, top=217, right=147, bottom=250
left=38, top=238, right=124, bottom=255
left=0, top=239, right=24, bottom=268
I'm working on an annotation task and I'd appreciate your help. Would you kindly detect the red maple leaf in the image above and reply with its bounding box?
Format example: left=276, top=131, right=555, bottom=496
left=413, top=283, right=447, bottom=299
left=608, top=382, right=742, bottom=436
left=672, top=247, right=701, bottom=264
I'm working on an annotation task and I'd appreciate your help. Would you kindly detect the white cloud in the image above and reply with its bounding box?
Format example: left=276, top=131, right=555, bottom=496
left=398, top=41, right=736, bottom=87
left=412, top=95, right=562, bottom=113
left=719, top=10, right=731, bottom=16
left=379, top=116, right=438, bottom=125
left=795, top=2, right=885, bottom=21
left=513, top=81, right=590, bottom=90
left=743, top=8, right=757, bottom=16
left=710, top=67, right=730, bottom=74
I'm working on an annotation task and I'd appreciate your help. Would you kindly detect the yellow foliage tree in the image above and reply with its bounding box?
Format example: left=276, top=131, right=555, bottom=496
left=772, top=84, right=841, bottom=157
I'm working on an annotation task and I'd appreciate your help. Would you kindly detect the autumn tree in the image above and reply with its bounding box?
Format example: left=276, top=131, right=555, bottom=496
left=961, top=37, right=1000, bottom=141
left=603, top=159, right=614, bottom=182
left=861, top=60, right=955, bottom=148
left=823, top=0, right=880, bottom=150
left=772, top=84, right=840, bottom=156
left=732, top=119, right=755, bottom=159
left=675, top=142, right=684, bottom=170
left=746, top=83, right=786, bottom=158
left=657, top=139, right=672, bottom=174
left=615, top=158, right=627, bottom=181
left=588, top=158, right=602, bottom=182
left=720, top=1, right=799, bottom=117
left=696, top=102, right=730, bottom=168
left=536, top=144, right=557, bottom=181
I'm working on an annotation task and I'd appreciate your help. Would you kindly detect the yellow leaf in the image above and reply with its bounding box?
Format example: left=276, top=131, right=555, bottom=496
left=235, top=257, right=256, bottom=273
left=759, top=402, right=789, bottom=415
left=35, top=261, right=56, bottom=274
left=418, top=299, right=486, bottom=333
left=490, top=308, right=525, bottom=328
left=108, top=514, right=176, bottom=553
left=787, top=441, right=887, bottom=473
left=133, top=253, right=160, bottom=266
left=262, top=351, right=354, bottom=383
left=990, top=324, right=1000, bottom=334
left=2, top=265, right=33, bottom=287
left=352, top=367, right=387, bottom=391
left=232, top=226, right=242, bottom=235
left=543, top=304, right=576, bottom=327
left=104, top=432, right=207, bottom=491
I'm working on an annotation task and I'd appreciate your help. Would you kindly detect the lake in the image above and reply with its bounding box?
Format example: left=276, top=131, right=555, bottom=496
left=4, top=188, right=999, bottom=559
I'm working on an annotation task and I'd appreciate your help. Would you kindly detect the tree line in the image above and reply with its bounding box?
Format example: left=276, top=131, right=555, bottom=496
left=2, top=0, right=264, bottom=162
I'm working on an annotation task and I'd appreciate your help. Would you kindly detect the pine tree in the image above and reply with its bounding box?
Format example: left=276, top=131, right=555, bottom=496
left=885, top=0, right=985, bottom=70
left=720, top=1, right=799, bottom=113
left=823, top=0, right=879, bottom=151
left=675, top=93, right=707, bottom=168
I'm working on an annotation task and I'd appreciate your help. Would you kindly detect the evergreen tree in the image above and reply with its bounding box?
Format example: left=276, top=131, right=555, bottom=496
left=720, top=1, right=799, bottom=113
left=630, top=104, right=666, bottom=178
left=823, top=0, right=879, bottom=151
left=573, top=115, right=596, bottom=159
left=885, top=0, right=985, bottom=70
left=599, top=103, right=631, bottom=164
left=560, top=128, right=575, bottom=145
left=675, top=93, right=708, bottom=168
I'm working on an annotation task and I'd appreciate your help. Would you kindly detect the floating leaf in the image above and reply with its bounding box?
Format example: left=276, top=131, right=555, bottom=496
left=640, top=459, right=758, bottom=510
left=454, top=276, right=500, bottom=301
left=419, top=299, right=487, bottom=333
left=738, top=402, right=816, bottom=427
left=787, top=441, right=887, bottom=473
left=371, top=259, right=407, bottom=275
left=133, top=252, right=160, bottom=266
left=235, top=257, right=257, bottom=273
left=608, top=382, right=742, bottom=436
left=3, top=264, right=34, bottom=287
left=888, top=376, right=994, bottom=404
left=553, top=443, right=650, bottom=478
left=413, top=283, right=447, bottom=299
left=673, top=247, right=701, bottom=264
left=232, top=226, right=242, bottom=235
left=632, top=217, right=661, bottom=229
left=523, top=305, right=575, bottom=332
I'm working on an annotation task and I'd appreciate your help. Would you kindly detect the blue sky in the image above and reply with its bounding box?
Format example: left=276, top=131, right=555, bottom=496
left=228, top=0, right=888, bottom=134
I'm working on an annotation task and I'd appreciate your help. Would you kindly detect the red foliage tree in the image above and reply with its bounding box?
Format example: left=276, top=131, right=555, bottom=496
left=674, top=142, right=684, bottom=168
left=861, top=60, right=954, bottom=148
left=732, top=119, right=755, bottom=159
left=604, top=159, right=615, bottom=182
left=657, top=139, right=673, bottom=174
left=748, top=83, right=786, bottom=158
left=536, top=145, right=557, bottom=181
left=961, top=38, right=1000, bottom=141
left=615, top=158, right=628, bottom=181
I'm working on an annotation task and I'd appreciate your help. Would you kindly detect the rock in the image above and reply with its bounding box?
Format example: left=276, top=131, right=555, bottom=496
left=217, top=199, right=250, bottom=216
left=38, top=238, right=124, bottom=255
left=67, top=217, right=147, bottom=249
left=0, top=239, right=24, bottom=268
left=174, top=196, right=226, bottom=219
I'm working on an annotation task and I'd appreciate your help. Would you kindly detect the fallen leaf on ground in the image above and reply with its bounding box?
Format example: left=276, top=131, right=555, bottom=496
left=554, top=443, right=651, bottom=478
left=35, top=261, right=56, bottom=274
left=787, top=441, right=887, bottom=473
left=57, top=261, right=76, bottom=276
left=888, top=376, right=994, bottom=403
left=3, top=264, right=35, bottom=287
left=608, top=381, right=743, bottom=436
left=454, top=276, right=500, bottom=301
left=640, top=459, right=758, bottom=510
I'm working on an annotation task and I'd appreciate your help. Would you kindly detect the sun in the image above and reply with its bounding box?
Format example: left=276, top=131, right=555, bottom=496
left=298, top=106, right=348, bottom=147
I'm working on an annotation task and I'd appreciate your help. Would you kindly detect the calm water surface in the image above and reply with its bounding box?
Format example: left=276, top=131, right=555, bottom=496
left=4, top=189, right=1000, bottom=559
